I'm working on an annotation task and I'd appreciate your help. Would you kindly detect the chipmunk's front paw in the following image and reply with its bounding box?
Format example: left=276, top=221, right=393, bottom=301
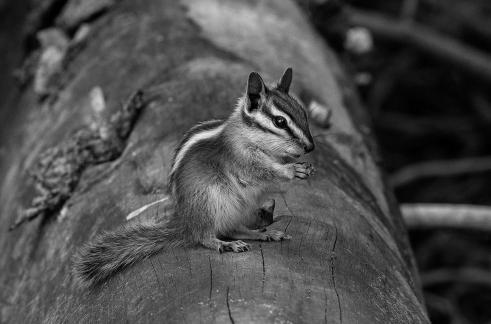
left=294, top=162, right=315, bottom=179
left=218, top=240, right=250, bottom=253
left=261, top=230, right=292, bottom=241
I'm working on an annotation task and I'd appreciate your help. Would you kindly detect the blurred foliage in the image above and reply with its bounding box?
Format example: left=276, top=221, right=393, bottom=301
left=306, top=0, right=491, bottom=323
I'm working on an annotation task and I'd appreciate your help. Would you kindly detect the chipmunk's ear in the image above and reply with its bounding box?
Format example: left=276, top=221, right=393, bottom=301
left=247, top=72, right=266, bottom=111
left=277, top=67, right=292, bottom=93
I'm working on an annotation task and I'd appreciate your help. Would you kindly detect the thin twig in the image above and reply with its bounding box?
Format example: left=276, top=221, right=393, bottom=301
left=390, top=157, right=491, bottom=187
left=345, top=6, right=491, bottom=84
left=421, top=267, right=491, bottom=287
left=126, top=196, right=171, bottom=220
left=401, top=203, right=491, bottom=231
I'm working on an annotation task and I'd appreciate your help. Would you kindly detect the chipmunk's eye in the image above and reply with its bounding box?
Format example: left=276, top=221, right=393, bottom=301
left=273, top=116, right=287, bottom=129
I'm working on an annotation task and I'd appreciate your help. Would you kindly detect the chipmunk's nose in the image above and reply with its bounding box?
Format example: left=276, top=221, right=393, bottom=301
left=304, top=142, right=315, bottom=153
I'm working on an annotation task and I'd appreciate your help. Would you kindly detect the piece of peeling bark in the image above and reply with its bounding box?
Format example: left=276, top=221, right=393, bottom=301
left=56, top=0, right=116, bottom=30
left=33, top=28, right=70, bottom=97
left=10, top=90, right=145, bottom=230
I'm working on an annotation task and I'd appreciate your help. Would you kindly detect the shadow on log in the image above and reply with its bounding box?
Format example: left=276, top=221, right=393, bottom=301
left=0, top=0, right=429, bottom=323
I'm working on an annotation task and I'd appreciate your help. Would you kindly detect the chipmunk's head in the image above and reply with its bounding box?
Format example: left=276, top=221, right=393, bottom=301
left=240, top=68, right=315, bottom=160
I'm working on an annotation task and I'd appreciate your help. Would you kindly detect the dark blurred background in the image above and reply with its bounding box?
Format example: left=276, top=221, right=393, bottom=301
left=303, top=0, right=491, bottom=323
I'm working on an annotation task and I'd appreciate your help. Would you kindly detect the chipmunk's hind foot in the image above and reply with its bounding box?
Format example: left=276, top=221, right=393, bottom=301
left=262, top=229, right=291, bottom=241
left=201, top=237, right=250, bottom=253
left=219, top=240, right=250, bottom=253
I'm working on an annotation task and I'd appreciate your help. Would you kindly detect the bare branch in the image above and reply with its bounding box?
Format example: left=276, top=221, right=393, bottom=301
left=401, top=203, right=491, bottom=231
left=390, top=157, right=491, bottom=187
left=421, top=267, right=491, bottom=287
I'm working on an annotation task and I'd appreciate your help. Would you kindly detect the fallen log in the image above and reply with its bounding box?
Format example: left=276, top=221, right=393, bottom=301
left=0, top=0, right=429, bottom=323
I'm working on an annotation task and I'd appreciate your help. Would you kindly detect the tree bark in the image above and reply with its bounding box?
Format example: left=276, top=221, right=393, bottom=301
left=0, top=0, right=429, bottom=323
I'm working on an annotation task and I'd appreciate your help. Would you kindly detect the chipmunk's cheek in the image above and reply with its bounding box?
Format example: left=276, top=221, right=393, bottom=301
left=290, top=143, right=305, bottom=156
left=283, top=146, right=299, bottom=155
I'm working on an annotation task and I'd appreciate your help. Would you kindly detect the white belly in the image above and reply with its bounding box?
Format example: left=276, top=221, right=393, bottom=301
left=210, top=182, right=265, bottom=235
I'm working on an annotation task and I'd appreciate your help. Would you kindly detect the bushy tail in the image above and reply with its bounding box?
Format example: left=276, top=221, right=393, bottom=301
left=73, top=221, right=185, bottom=287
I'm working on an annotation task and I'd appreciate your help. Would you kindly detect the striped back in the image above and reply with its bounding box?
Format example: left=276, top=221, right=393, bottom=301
left=170, top=119, right=224, bottom=183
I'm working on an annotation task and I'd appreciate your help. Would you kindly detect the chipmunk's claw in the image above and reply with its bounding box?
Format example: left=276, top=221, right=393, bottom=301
left=230, top=240, right=250, bottom=252
left=217, top=240, right=250, bottom=253
left=294, top=162, right=315, bottom=179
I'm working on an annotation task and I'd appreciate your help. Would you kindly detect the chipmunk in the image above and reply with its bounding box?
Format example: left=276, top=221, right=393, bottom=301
left=73, top=68, right=315, bottom=286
